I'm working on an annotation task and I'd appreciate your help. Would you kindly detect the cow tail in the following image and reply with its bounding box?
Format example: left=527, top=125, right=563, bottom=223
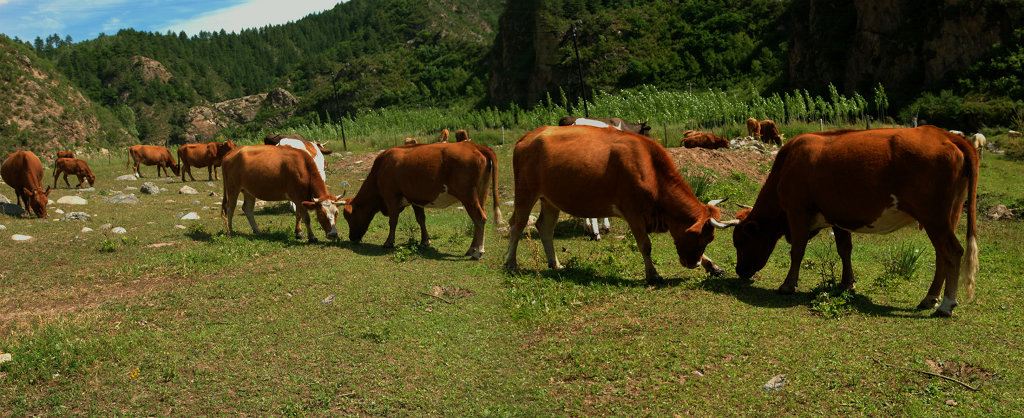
left=485, top=146, right=504, bottom=226
left=960, top=144, right=979, bottom=300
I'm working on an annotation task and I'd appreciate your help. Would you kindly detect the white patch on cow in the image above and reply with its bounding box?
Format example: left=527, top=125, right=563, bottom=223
left=573, top=118, right=612, bottom=129
left=277, top=138, right=327, bottom=182
left=811, top=194, right=915, bottom=234
left=937, top=297, right=958, bottom=315
left=423, top=193, right=460, bottom=209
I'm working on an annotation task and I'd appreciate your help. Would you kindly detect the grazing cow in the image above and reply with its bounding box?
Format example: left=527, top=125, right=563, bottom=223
left=177, top=141, right=236, bottom=182
left=264, top=134, right=333, bottom=155
left=731, top=126, right=979, bottom=317
left=455, top=129, right=470, bottom=142
left=758, top=119, right=782, bottom=145
left=682, top=133, right=729, bottom=150
left=746, top=117, right=761, bottom=139
left=52, top=157, right=96, bottom=188
left=344, top=141, right=503, bottom=259
left=404, top=138, right=418, bottom=145
left=221, top=145, right=342, bottom=242
left=56, top=150, right=75, bottom=160
left=558, top=116, right=653, bottom=137
left=681, top=129, right=702, bottom=138
left=504, top=125, right=734, bottom=283
left=128, top=145, right=180, bottom=178
left=438, top=129, right=450, bottom=143
left=1, top=151, right=51, bottom=218
left=971, top=133, right=987, bottom=157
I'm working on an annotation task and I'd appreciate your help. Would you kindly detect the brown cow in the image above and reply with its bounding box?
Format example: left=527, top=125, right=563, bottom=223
left=343, top=141, right=503, bottom=259
left=758, top=119, right=782, bottom=145
left=177, top=141, right=236, bottom=181
left=682, top=133, right=729, bottom=150
left=558, top=116, right=652, bottom=137
left=221, top=145, right=343, bottom=242
left=438, top=129, right=450, bottom=143
left=52, top=157, right=96, bottom=188
left=404, top=138, right=418, bottom=145
left=746, top=117, right=761, bottom=139
left=454, top=129, right=470, bottom=142
left=504, top=125, right=734, bottom=283
left=681, top=129, right=702, bottom=138
left=56, top=150, right=75, bottom=160
left=128, top=145, right=180, bottom=178
left=731, top=126, right=979, bottom=317
left=1, top=151, right=51, bottom=218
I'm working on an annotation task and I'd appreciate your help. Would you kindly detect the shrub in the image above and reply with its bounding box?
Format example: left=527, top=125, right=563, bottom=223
left=875, top=242, right=925, bottom=290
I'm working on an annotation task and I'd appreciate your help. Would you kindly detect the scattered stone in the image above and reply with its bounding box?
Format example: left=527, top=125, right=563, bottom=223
left=60, top=212, right=91, bottom=221
left=115, top=174, right=138, bottom=181
left=124, top=186, right=139, bottom=191
left=81, top=227, right=93, bottom=232
left=55, top=208, right=65, bottom=214
left=56, top=196, right=88, bottom=205
left=201, top=206, right=210, bottom=211
left=0, top=194, right=9, bottom=204
left=321, top=295, right=335, bottom=304
left=0, top=225, right=5, bottom=230
left=985, top=204, right=1013, bottom=220
left=104, top=194, right=139, bottom=204
left=208, top=191, right=220, bottom=197
left=141, top=182, right=160, bottom=195
left=0, top=352, right=11, bottom=364
left=164, top=199, right=175, bottom=203
left=504, top=200, right=515, bottom=206
left=99, top=223, right=112, bottom=230
left=692, top=370, right=705, bottom=377
left=111, top=227, right=127, bottom=234
left=180, top=212, right=201, bottom=220
left=946, top=399, right=958, bottom=407
left=48, top=199, right=54, bottom=204
left=78, top=187, right=96, bottom=192
left=206, top=182, right=215, bottom=187
left=11, top=234, right=33, bottom=241
left=147, top=242, right=175, bottom=248
left=1, top=203, right=24, bottom=215
left=174, top=225, right=187, bottom=229
left=191, top=200, right=201, bottom=205
left=179, top=186, right=199, bottom=195
left=762, top=374, right=786, bottom=391
left=160, top=187, right=168, bottom=192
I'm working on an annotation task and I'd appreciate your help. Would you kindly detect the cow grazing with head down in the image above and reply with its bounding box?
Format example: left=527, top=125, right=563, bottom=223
left=682, top=133, right=729, bottom=150
left=504, top=125, right=734, bottom=283
left=221, top=145, right=343, bottom=242
left=128, top=145, right=180, bottom=178
left=731, top=126, right=979, bottom=317
left=971, top=133, right=986, bottom=157
left=177, top=141, right=236, bottom=182
left=404, top=138, right=418, bottom=145
left=56, top=150, right=75, bottom=160
left=558, top=116, right=653, bottom=137
left=52, top=157, right=96, bottom=188
left=344, top=141, right=503, bottom=259
left=455, top=129, right=470, bottom=142
left=1, top=151, right=51, bottom=218
left=438, top=129, right=450, bottom=143
left=758, top=119, right=782, bottom=145
left=746, top=118, right=761, bottom=139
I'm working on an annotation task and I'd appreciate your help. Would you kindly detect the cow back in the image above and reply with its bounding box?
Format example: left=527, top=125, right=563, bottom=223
left=223, top=145, right=326, bottom=203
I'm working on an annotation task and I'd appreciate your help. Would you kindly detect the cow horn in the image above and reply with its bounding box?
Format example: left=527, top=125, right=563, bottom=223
left=707, top=198, right=727, bottom=206
left=735, top=203, right=753, bottom=209
left=709, top=218, right=741, bottom=229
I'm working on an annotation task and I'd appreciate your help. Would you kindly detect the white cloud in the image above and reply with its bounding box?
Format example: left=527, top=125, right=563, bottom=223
left=160, top=0, right=342, bottom=36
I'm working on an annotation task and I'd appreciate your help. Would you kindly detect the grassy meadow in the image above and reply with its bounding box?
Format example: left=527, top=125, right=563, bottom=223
left=1, top=127, right=1023, bottom=415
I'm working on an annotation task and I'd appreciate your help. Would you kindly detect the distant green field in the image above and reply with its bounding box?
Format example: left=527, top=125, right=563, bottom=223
left=1, top=133, right=1022, bottom=415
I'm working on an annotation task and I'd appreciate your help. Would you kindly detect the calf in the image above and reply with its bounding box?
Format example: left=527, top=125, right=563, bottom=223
left=344, top=141, right=503, bottom=259
left=1, top=151, right=51, bottom=218
left=455, top=129, right=470, bottom=142
left=731, top=126, right=979, bottom=317
left=177, top=141, right=236, bottom=181
left=438, top=129, right=450, bottom=143
left=971, top=133, right=986, bottom=158
left=682, top=133, right=729, bottom=150
left=221, top=145, right=342, bottom=242
left=128, top=145, right=180, bottom=178
left=758, top=119, right=782, bottom=145
left=746, top=117, right=761, bottom=139
left=52, top=157, right=96, bottom=188
left=504, top=126, right=734, bottom=283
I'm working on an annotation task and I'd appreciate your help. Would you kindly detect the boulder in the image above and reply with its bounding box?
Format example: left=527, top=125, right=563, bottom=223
left=0, top=194, right=10, bottom=204
left=1, top=203, right=24, bottom=215
left=115, top=174, right=138, bottom=181
left=111, top=227, right=127, bottom=234
left=56, top=196, right=88, bottom=205
left=104, top=194, right=139, bottom=204
left=179, top=186, right=199, bottom=195
left=985, top=204, right=1014, bottom=220
left=180, top=212, right=201, bottom=220
left=141, top=182, right=160, bottom=195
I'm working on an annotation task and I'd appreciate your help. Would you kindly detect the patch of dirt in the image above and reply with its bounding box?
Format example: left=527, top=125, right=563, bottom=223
left=666, top=147, right=775, bottom=185
left=925, top=359, right=996, bottom=384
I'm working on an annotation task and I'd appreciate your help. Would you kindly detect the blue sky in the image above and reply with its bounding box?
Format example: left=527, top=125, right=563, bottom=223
left=0, top=0, right=342, bottom=43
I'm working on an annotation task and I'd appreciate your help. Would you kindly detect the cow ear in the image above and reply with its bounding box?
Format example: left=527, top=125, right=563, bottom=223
left=300, top=201, right=318, bottom=210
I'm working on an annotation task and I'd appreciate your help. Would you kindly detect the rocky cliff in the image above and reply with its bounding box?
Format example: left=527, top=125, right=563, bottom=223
left=181, top=88, right=298, bottom=142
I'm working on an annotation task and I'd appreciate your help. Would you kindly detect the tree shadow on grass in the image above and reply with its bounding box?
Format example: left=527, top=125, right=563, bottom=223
left=695, top=275, right=932, bottom=318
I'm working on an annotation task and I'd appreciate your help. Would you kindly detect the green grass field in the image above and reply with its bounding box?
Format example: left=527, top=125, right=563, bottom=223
left=1, top=135, right=1022, bottom=415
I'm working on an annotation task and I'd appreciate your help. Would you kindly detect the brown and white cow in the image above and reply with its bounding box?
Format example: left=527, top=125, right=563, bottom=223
left=264, top=134, right=334, bottom=155
left=731, top=126, right=979, bottom=317
left=558, top=116, right=652, bottom=137
left=746, top=117, right=761, bottom=139
left=504, top=125, right=734, bottom=283
left=343, top=141, right=503, bottom=259
left=1, top=151, right=51, bottom=218
left=56, top=150, right=75, bottom=160
left=52, top=157, right=96, bottom=188
left=177, top=141, right=236, bottom=182
left=758, top=119, right=782, bottom=145
left=221, top=145, right=343, bottom=242
left=128, top=145, right=180, bottom=178
left=682, top=133, right=729, bottom=150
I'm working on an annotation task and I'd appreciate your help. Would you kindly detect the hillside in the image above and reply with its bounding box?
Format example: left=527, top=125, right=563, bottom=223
left=0, top=36, right=134, bottom=158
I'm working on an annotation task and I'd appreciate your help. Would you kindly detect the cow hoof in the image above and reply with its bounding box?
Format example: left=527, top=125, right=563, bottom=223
left=308, top=237, right=319, bottom=243
left=503, top=263, right=519, bottom=273
left=383, top=241, right=395, bottom=248
left=707, top=266, right=726, bottom=277
left=646, top=275, right=665, bottom=286
left=469, top=250, right=484, bottom=260
left=931, top=309, right=954, bottom=318
left=916, top=297, right=940, bottom=310
left=777, top=285, right=796, bottom=295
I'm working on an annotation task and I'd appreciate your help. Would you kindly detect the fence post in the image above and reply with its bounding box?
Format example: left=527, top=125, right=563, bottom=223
left=501, top=126, right=505, bottom=145
left=663, top=122, right=668, bottom=147
left=820, top=119, right=824, bottom=132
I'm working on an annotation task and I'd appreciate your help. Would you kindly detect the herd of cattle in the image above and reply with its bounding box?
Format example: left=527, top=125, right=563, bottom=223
left=1, top=118, right=982, bottom=317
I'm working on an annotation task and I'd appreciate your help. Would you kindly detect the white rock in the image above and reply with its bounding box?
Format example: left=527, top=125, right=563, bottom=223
left=0, top=225, right=5, bottom=230
left=81, top=227, right=93, bottom=232
left=11, top=234, right=33, bottom=241
left=179, top=186, right=199, bottom=195
left=55, top=208, right=65, bottom=214
left=56, top=196, right=88, bottom=205
left=99, top=223, right=112, bottom=229
left=174, top=224, right=187, bottom=229
left=180, top=212, right=201, bottom=220
left=111, top=227, right=127, bottom=234
left=115, top=174, right=138, bottom=181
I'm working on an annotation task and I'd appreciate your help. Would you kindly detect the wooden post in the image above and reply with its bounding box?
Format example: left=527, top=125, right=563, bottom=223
left=663, top=122, right=668, bottom=147
left=820, top=119, right=824, bottom=132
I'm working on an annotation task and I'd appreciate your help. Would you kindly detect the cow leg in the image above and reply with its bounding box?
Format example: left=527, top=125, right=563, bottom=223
left=700, top=254, right=725, bottom=277
left=133, top=162, right=142, bottom=177
left=586, top=218, right=601, bottom=241
left=920, top=226, right=965, bottom=316
left=601, top=218, right=611, bottom=233
left=242, top=192, right=260, bottom=235
left=461, top=199, right=487, bottom=260
left=297, top=207, right=317, bottom=243
left=383, top=205, right=405, bottom=248
left=52, top=168, right=60, bottom=189
left=833, top=227, right=856, bottom=290
left=412, top=205, right=431, bottom=247
left=187, top=165, right=197, bottom=182
left=223, top=192, right=238, bottom=236
left=623, top=218, right=661, bottom=284
left=779, top=224, right=812, bottom=294
left=75, top=175, right=84, bottom=188
left=207, top=166, right=214, bottom=181
left=504, top=194, right=540, bottom=272
left=536, top=199, right=562, bottom=269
